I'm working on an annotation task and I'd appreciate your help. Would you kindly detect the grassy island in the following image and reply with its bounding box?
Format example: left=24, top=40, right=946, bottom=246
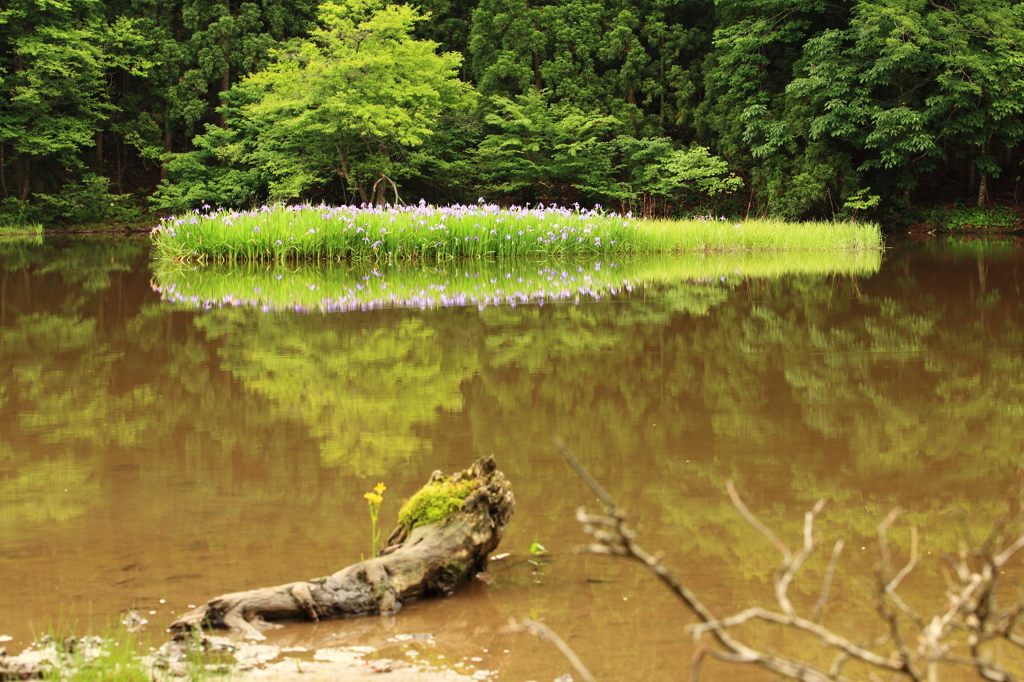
left=150, top=202, right=882, bottom=263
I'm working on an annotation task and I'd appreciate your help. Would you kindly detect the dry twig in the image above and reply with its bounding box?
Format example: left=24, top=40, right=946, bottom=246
left=554, top=438, right=1024, bottom=682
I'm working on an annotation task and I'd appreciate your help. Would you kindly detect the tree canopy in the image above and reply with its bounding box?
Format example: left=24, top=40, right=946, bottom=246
left=2, top=0, right=1023, bottom=225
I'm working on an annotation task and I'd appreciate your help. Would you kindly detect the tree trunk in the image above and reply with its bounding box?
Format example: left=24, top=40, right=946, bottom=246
left=220, top=0, right=231, bottom=130
left=169, top=457, right=515, bottom=640
left=161, top=126, right=171, bottom=182
left=19, top=157, right=30, bottom=201
left=977, top=139, right=990, bottom=207
left=968, top=151, right=976, bottom=197
left=1, top=143, right=7, bottom=199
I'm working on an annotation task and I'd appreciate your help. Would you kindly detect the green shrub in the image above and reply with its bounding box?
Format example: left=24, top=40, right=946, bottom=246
left=0, top=197, right=40, bottom=228
left=940, top=206, right=1017, bottom=231
left=34, top=174, right=142, bottom=227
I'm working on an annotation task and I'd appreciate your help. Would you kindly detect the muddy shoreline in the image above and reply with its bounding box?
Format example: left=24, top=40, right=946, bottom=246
left=1, top=633, right=512, bottom=681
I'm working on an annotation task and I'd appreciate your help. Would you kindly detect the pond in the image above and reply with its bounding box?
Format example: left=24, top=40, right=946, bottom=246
left=1, top=235, right=1023, bottom=681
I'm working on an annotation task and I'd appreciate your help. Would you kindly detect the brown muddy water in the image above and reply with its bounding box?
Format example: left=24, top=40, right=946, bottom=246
left=2, top=236, right=1024, bottom=681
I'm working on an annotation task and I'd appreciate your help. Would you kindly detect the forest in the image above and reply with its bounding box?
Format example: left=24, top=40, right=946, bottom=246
left=1, top=0, right=1023, bottom=227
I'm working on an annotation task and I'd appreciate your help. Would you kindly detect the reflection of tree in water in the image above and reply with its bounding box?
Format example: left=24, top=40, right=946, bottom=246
left=0, top=314, right=119, bottom=524
left=0, top=451, right=98, bottom=525
left=194, top=310, right=477, bottom=475
left=3, top=241, right=1024, bottom=664
left=462, top=261, right=1024, bottom=551
left=0, top=242, right=327, bottom=557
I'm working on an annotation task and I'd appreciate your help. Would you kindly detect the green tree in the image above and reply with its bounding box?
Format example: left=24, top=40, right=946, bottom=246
left=469, top=0, right=713, bottom=131
left=473, top=91, right=626, bottom=204
left=160, top=0, right=474, bottom=208
left=785, top=0, right=1024, bottom=212
left=0, top=0, right=151, bottom=211
left=694, top=0, right=851, bottom=218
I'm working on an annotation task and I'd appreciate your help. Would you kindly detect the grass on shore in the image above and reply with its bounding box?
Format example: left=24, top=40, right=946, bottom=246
left=0, top=223, right=43, bottom=236
left=152, top=250, right=882, bottom=314
left=13, top=624, right=152, bottom=682
left=150, top=202, right=882, bottom=263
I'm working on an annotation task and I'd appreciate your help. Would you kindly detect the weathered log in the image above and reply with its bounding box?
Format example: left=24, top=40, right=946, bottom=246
left=169, top=457, right=515, bottom=640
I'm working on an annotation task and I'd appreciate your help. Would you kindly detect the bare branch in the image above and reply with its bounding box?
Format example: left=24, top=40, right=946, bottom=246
left=691, top=607, right=901, bottom=671
left=813, top=539, right=845, bottom=624
left=775, top=500, right=826, bottom=619
left=553, top=436, right=617, bottom=511
left=557, top=440, right=1024, bottom=682
left=690, top=647, right=707, bottom=682
left=887, top=526, right=918, bottom=593
left=877, top=508, right=902, bottom=581
left=875, top=512, right=924, bottom=628
left=828, top=652, right=849, bottom=679
left=726, top=479, right=792, bottom=562
left=507, top=618, right=597, bottom=682
left=994, top=533, right=1024, bottom=568
left=558, top=443, right=841, bottom=682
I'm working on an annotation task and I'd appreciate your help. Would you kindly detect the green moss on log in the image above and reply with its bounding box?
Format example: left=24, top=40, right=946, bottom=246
left=398, top=477, right=477, bottom=531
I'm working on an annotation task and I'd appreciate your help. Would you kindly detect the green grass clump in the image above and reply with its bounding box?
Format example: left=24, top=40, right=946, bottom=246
left=636, top=216, right=883, bottom=252
left=0, top=224, right=43, bottom=236
left=149, top=202, right=882, bottom=263
left=397, top=478, right=477, bottom=531
left=20, top=634, right=151, bottom=682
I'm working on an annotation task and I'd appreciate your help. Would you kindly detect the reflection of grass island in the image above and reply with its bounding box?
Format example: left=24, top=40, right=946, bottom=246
left=150, top=202, right=882, bottom=263
left=152, top=251, right=882, bottom=314
left=0, top=224, right=43, bottom=248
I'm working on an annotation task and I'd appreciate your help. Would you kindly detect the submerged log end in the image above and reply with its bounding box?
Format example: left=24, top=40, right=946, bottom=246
left=169, top=456, right=514, bottom=639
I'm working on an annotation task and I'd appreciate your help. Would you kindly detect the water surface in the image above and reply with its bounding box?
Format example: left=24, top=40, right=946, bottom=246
left=2, top=237, right=1023, bottom=680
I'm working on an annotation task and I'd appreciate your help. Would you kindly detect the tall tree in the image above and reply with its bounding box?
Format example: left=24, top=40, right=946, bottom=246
left=693, top=0, right=852, bottom=218
left=0, top=0, right=149, bottom=204
left=469, top=0, right=713, bottom=129
left=157, top=0, right=474, bottom=208
left=787, top=0, right=1024, bottom=212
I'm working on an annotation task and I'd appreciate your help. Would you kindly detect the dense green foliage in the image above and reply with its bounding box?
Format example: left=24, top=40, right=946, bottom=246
left=2, top=0, right=1023, bottom=225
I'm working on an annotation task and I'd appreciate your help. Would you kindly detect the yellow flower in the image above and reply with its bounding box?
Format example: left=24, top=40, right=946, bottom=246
left=374, top=482, right=387, bottom=495
left=364, top=492, right=383, bottom=505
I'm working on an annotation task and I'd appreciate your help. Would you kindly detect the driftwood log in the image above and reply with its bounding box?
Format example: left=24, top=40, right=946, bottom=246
left=169, top=457, right=515, bottom=640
